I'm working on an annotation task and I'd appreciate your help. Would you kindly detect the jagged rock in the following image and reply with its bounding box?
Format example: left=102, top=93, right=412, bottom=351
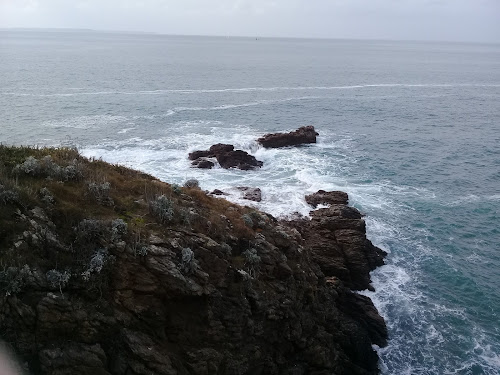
left=191, top=159, right=214, bottom=169
left=237, top=187, right=262, bottom=202
left=257, top=126, right=319, bottom=148
left=0, top=147, right=387, bottom=375
left=305, top=190, right=349, bottom=207
left=209, top=143, right=234, bottom=154
left=189, top=144, right=262, bottom=170
left=286, top=191, right=386, bottom=291
left=210, top=189, right=227, bottom=196
left=188, top=150, right=211, bottom=161
left=216, top=150, right=263, bottom=170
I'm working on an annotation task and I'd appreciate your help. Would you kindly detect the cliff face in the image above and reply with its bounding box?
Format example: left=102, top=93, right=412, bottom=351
left=0, top=146, right=387, bottom=375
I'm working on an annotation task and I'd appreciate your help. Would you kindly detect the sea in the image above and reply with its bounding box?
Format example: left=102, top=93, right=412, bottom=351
left=1, top=30, right=499, bottom=375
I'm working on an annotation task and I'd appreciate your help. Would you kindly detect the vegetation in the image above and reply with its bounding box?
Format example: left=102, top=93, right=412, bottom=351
left=0, top=145, right=259, bottom=297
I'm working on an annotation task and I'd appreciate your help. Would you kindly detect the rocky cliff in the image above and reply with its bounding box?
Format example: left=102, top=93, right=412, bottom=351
left=0, top=145, right=387, bottom=375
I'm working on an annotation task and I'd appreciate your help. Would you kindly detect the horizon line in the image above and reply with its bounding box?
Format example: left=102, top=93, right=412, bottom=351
left=1, top=27, right=498, bottom=46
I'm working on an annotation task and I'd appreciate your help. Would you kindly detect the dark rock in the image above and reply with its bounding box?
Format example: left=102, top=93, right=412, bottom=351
left=305, top=190, right=349, bottom=207
left=189, top=144, right=263, bottom=171
left=286, top=190, right=386, bottom=291
left=237, top=187, right=262, bottom=202
left=209, top=143, right=234, bottom=154
left=216, top=150, right=263, bottom=170
left=188, top=150, right=212, bottom=160
left=192, top=159, right=214, bottom=169
left=2, top=163, right=387, bottom=375
left=257, top=126, right=319, bottom=148
left=210, top=189, right=227, bottom=196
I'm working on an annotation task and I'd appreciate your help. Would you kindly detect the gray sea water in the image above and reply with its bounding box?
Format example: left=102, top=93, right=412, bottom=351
left=1, top=30, right=500, bottom=374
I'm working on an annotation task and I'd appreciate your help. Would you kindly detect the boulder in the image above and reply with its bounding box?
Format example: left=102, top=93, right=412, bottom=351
left=305, top=190, right=349, bottom=207
left=189, top=144, right=263, bottom=170
left=209, top=144, right=234, bottom=154
left=237, top=187, right=262, bottom=202
left=210, top=189, right=227, bottom=196
left=216, top=150, right=263, bottom=170
left=191, top=159, right=214, bottom=169
left=257, top=126, right=319, bottom=148
left=188, top=150, right=212, bottom=161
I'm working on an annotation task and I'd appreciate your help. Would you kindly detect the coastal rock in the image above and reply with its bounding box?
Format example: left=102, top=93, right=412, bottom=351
left=188, top=150, right=211, bottom=161
left=305, top=190, right=349, bottom=207
left=237, top=187, right=262, bottom=202
left=191, top=158, right=214, bottom=169
left=209, top=143, right=234, bottom=154
left=0, top=147, right=387, bottom=375
left=286, top=190, right=387, bottom=291
left=216, top=150, right=263, bottom=170
left=210, top=189, right=227, bottom=196
left=189, top=144, right=263, bottom=170
left=257, top=126, right=319, bottom=148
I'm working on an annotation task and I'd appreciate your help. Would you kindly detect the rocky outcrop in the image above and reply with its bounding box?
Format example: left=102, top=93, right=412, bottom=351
left=257, top=126, right=319, bottom=148
left=305, top=190, right=349, bottom=207
left=216, top=150, right=263, bottom=170
left=237, top=187, right=262, bottom=202
left=0, top=146, right=387, bottom=375
left=189, top=144, right=263, bottom=170
left=286, top=193, right=386, bottom=292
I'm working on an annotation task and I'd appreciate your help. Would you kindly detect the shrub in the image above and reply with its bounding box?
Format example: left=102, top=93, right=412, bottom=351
left=111, top=218, right=127, bottom=241
left=242, top=214, right=254, bottom=228
left=184, top=179, right=199, bottom=189
left=172, top=184, right=182, bottom=195
left=81, top=248, right=113, bottom=281
left=39, top=187, right=55, bottom=205
left=0, top=265, right=33, bottom=296
left=131, top=231, right=148, bottom=257
left=87, top=181, right=113, bottom=206
left=0, top=184, right=18, bottom=205
left=46, top=269, right=71, bottom=295
left=75, top=219, right=108, bottom=244
left=242, top=248, right=261, bottom=278
left=149, top=195, right=174, bottom=224
left=14, top=156, right=40, bottom=176
left=13, top=155, right=84, bottom=181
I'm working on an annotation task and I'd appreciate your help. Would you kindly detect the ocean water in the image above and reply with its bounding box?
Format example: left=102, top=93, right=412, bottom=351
left=1, top=30, right=500, bottom=374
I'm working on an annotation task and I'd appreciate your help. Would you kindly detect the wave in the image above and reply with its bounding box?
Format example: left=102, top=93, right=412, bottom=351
left=3, top=83, right=500, bottom=97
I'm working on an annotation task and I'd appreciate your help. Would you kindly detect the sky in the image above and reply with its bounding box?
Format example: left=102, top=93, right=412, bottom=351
left=0, top=0, right=499, bottom=43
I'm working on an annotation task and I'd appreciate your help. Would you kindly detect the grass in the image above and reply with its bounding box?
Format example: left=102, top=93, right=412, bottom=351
left=0, top=145, right=258, bottom=291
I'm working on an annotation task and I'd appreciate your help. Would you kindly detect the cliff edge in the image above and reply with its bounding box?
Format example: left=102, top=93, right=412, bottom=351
left=0, top=146, right=387, bottom=375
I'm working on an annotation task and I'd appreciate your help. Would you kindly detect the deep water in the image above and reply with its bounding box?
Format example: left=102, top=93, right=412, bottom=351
left=1, top=30, right=500, bottom=374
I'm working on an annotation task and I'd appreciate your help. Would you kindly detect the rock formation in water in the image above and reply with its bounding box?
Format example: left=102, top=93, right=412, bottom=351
left=257, top=126, right=319, bottom=148
left=0, top=145, right=387, bottom=375
left=189, top=144, right=263, bottom=170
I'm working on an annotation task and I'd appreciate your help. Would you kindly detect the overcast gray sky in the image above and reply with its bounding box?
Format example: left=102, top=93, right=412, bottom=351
left=1, top=0, right=499, bottom=43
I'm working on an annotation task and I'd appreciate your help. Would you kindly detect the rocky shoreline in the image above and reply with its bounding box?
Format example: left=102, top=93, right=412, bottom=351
left=0, top=144, right=387, bottom=374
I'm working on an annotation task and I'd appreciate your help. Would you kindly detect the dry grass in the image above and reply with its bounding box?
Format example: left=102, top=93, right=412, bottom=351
left=0, top=144, right=259, bottom=288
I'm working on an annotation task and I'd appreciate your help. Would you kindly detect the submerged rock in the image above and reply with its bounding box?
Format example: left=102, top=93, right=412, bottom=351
left=257, top=125, right=319, bottom=148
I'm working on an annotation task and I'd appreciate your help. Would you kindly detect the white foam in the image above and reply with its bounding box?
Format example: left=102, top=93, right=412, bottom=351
left=5, top=83, right=499, bottom=97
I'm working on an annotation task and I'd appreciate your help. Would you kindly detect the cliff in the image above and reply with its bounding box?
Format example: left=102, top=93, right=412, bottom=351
left=0, top=145, right=387, bottom=375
